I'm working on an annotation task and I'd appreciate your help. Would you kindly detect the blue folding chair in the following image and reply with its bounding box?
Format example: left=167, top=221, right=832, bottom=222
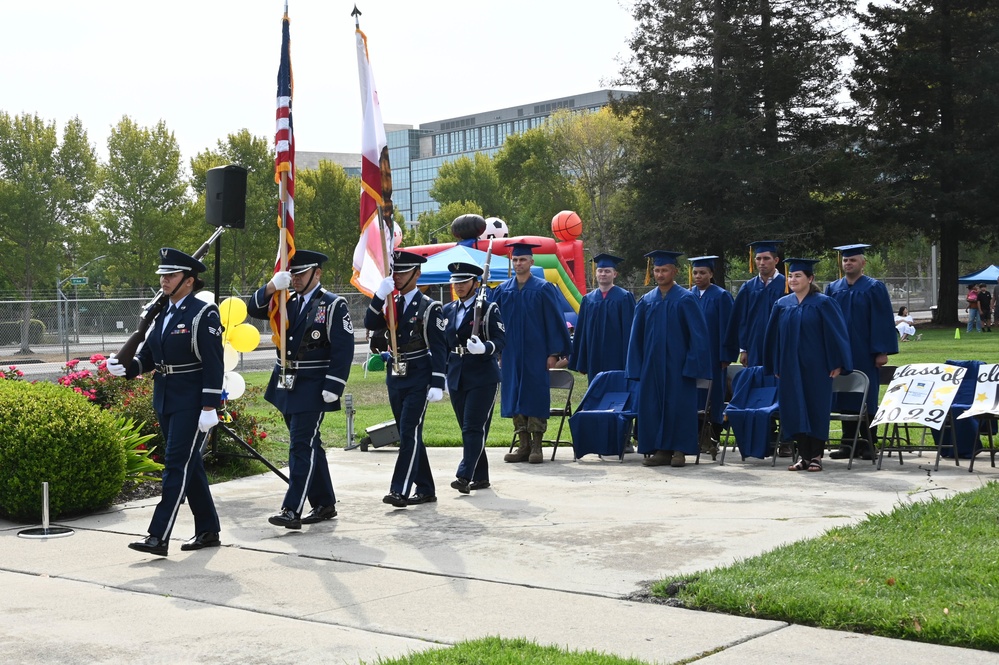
left=720, top=366, right=780, bottom=465
left=568, top=370, right=639, bottom=461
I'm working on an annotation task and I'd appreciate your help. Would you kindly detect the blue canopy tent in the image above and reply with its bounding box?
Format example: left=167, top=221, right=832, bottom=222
left=958, top=265, right=999, bottom=284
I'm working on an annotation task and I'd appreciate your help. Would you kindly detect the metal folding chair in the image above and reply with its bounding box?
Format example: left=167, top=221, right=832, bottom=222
left=695, top=378, right=714, bottom=463
left=828, top=371, right=873, bottom=469
left=508, top=368, right=575, bottom=461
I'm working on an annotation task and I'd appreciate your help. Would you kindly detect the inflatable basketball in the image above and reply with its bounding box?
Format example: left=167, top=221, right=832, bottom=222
left=551, top=210, right=582, bottom=241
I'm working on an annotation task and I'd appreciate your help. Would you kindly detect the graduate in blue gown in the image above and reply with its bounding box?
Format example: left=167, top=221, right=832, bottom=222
left=569, top=253, right=636, bottom=377
left=824, top=244, right=898, bottom=459
left=491, top=242, right=572, bottom=464
left=725, top=240, right=786, bottom=367
left=687, top=255, right=736, bottom=454
left=626, top=250, right=712, bottom=468
left=764, top=258, right=853, bottom=472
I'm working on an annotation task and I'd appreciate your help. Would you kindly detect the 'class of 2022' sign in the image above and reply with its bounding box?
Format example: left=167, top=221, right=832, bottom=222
left=957, top=363, right=999, bottom=420
left=871, top=363, right=966, bottom=431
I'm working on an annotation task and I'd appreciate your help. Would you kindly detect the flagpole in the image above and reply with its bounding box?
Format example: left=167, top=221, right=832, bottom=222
left=278, top=171, right=290, bottom=378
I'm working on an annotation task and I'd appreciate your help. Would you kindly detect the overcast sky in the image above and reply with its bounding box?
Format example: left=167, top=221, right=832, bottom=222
left=7, top=0, right=637, bottom=162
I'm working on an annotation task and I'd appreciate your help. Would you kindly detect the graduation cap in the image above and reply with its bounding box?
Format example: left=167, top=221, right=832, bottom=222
left=688, top=255, right=719, bottom=270
left=785, top=258, right=821, bottom=274
left=393, top=250, right=427, bottom=273
left=592, top=253, right=624, bottom=269
left=507, top=242, right=540, bottom=257
left=287, top=250, right=328, bottom=274
left=833, top=244, right=870, bottom=258
left=447, top=261, right=482, bottom=283
left=644, top=250, right=684, bottom=266
left=156, top=248, right=206, bottom=275
left=748, top=240, right=783, bottom=255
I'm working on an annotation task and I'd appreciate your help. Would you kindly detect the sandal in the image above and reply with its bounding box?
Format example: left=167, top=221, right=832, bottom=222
left=788, top=458, right=808, bottom=471
left=807, top=457, right=823, bottom=472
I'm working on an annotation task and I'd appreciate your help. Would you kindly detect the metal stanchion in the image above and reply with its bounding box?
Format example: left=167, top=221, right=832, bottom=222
left=17, top=482, right=75, bottom=539
left=343, top=394, right=361, bottom=450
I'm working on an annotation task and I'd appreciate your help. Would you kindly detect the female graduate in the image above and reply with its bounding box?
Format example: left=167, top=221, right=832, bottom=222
left=763, top=258, right=852, bottom=472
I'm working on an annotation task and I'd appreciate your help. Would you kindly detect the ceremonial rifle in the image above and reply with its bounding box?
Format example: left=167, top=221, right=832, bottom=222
left=470, top=238, right=494, bottom=338
left=114, top=227, right=226, bottom=367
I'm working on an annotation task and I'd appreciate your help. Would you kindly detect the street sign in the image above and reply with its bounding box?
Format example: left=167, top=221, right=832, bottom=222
left=70, top=277, right=88, bottom=286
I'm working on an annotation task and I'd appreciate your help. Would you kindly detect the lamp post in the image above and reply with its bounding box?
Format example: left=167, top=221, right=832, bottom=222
left=58, top=255, right=108, bottom=361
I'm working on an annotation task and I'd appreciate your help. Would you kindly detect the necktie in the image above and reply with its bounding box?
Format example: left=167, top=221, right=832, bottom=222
left=162, top=305, right=177, bottom=333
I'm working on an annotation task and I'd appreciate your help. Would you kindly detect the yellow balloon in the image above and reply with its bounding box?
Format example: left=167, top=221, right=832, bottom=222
left=219, top=297, right=247, bottom=328
left=229, top=323, right=260, bottom=353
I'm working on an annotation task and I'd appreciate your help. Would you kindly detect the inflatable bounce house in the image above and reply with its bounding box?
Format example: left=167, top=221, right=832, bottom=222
left=403, top=211, right=587, bottom=325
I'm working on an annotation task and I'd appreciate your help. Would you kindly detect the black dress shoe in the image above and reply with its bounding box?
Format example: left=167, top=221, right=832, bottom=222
left=382, top=492, right=409, bottom=507
left=128, top=535, right=168, bottom=556
left=301, top=505, right=337, bottom=524
left=450, top=478, right=471, bottom=494
left=268, top=509, right=302, bottom=529
left=180, top=532, right=221, bottom=551
left=828, top=446, right=853, bottom=459
left=468, top=480, right=491, bottom=491
left=407, top=494, right=438, bottom=505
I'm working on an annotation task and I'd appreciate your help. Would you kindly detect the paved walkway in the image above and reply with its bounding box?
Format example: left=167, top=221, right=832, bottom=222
left=2, top=447, right=998, bottom=664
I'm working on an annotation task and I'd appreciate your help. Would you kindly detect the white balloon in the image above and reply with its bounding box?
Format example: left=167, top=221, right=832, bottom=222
left=223, top=371, right=246, bottom=400
left=223, top=344, right=239, bottom=372
left=195, top=290, right=216, bottom=304
left=393, top=222, right=404, bottom=248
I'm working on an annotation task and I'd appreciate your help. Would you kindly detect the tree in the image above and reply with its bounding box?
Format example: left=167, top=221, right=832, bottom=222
left=851, top=0, right=999, bottom=324
left=190, top=130, right=278, bottom=294
left=547, top=108, right=635, bottom=255
left=294, top=161, right=362, bottom=289
left=0, top=113, right=97, bottom=352
left=94, top=118, right=188, bottom=291
left=493, top=128, right=583, bottom=238
left=428, top=153, right=507, bottom=219
left=616, top=0, right=856, bottom=287
left=411, top=201, right=485, bottom=246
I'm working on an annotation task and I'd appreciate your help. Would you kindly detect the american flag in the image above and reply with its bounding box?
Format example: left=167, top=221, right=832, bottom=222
left=350, top=22, right=393, bottom=297
left=269, top=6, right=296, bottom=346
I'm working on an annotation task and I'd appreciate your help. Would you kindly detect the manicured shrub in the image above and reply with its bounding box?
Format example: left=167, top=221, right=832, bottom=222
left=0, top=319, right=45, bottom=345
left=0, top=381, right=126, bottom=522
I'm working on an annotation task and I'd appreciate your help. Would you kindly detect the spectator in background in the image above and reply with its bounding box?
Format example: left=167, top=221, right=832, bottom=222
left=966, top=284, right=982, bottom=333
left=895, top=306, right=916, bottom=341
left=977, top=284, right=992, bottom=333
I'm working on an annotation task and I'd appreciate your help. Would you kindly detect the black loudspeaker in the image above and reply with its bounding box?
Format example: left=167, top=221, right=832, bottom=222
left=205, top=165, right=248, bottom=228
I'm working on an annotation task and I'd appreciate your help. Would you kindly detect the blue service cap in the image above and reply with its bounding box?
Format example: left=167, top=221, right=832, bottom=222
left=833, top=244, right=870, bottom=258
left=447, top=261, right=483, bottom=283
left=592, top=253, right=624, bottom=269
left=749, top=240, right=783, bottom=255
left=507, top=242, right=540, bottom=257
left=688, top=255, right=719, bottom=269
left=644, top=250, right=684, bottom=267
left=786, top=258, right=821, bottom=274
left=393, top=250, right=428, bottom=273
left=287, top=250, right=328, bottom=274
left=156, top=248, right=206, bottom=275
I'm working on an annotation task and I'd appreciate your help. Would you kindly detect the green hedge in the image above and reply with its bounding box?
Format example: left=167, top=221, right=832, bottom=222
left=0, top=381, right=125, bottom=521
left=0, top=319, right=46, bottom=345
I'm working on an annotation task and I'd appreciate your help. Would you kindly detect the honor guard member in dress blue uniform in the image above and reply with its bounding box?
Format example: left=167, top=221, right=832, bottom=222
left=824, top=244, right=898, bottom=460
left=725, top=241, right=786, bottom=367
left=443, top=262, right=506, bottom=494
left=568, top=253, right=636, bottom=377
left=688, top=255, right=737, bottom=456
left=626, top=251, right=712, bottom=468
left=764, top=258, right=853, bottom=472
left=108, top=248, right=224, bottom=556
left=247, top=250, right=353, bottom=529
left=364, top=250, right=448, bottom=508
left=492, top=242, right=572, bottom=465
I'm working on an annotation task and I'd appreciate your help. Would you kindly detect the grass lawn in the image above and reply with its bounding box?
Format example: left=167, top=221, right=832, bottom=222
left=367, top=637, right=650, bottom=665
left=658, top=481, right=999, bottom=652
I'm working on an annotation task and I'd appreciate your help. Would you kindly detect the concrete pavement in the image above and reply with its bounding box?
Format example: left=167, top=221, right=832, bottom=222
left=2, top=446, right=998, bottom=664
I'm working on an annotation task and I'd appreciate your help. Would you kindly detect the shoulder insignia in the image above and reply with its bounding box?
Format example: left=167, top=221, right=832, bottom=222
left=343, top=317, right=354, bottom=334
left=498, top=321, right=506, bottom=332
left=436, top=316, right=446, bottom=331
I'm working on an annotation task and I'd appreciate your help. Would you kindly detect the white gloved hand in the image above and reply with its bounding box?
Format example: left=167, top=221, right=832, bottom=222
left=106, top=355, right=127, bottom=377
left=322, top=390, right=339, bottom=403
left=374, top=276, right=395, bottom=300
left=427, top=387, right=444, bottom=403
left=465, top=335, right=487, bottom=355
left=269, top=271, right=292, bottom=291
left=198, top=409, right=220, bottom=433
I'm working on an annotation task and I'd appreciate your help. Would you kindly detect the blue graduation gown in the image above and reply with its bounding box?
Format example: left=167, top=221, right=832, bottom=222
left=691, top=284, right=736, bottom=424
left=726, top=273, right=786, bottom=366
left=569, top=285, right=636, bottom=376
left=763, top=292, right=853, bottom=442
left=492, top=276, right=571, bottom=419
left=626, top=284, right=712, bottom=455
left=824, top=275, right=898, bottom=413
